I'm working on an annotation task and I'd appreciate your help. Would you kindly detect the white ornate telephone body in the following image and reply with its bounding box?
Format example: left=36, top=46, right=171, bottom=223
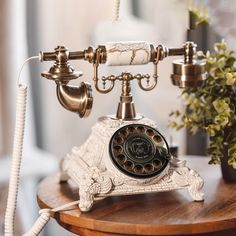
left=5, top=40, right=206, bottom=235
left=40, top=41, right=205, bottom=211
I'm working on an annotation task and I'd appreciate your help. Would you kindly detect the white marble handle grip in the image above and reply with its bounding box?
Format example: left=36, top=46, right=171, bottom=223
left=105, top=41, right=151, bottom=66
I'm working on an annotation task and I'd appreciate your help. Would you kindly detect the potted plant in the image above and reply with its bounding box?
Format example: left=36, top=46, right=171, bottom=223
left=169, top=40, right=236, bottom=182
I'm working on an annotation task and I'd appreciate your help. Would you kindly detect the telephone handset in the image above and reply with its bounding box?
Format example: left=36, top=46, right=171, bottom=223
left=5, top=41, right=205, bottom=235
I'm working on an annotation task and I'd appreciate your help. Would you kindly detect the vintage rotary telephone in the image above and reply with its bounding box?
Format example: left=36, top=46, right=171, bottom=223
left=39, top=41, right=205, bottom=211
left=4, top=40, right=206, bottom=236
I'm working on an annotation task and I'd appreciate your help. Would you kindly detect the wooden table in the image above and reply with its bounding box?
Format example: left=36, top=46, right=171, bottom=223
left=37, top=157, right=236, bottom=236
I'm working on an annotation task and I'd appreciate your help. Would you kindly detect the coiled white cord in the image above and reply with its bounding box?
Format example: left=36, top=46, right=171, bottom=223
left=4, top=83, right=27, bottom=236
left=113, top=0, right=121, bottom=22
left=4, top=55, right=81, bottom=236
left=22, top=210, right=51, bottom=236
left=22, top=200, right=80, bottom=236
left=4, top=56, right=39, bottom=236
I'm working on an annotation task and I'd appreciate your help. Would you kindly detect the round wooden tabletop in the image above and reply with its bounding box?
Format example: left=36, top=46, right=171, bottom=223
left=37, top=157, right=236, bottom=236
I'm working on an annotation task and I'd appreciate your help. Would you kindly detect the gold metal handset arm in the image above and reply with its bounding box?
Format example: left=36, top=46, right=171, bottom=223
left=39, top=41, right=206, bottom=120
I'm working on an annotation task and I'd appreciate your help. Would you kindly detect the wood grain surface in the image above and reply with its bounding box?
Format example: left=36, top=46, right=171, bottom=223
left=37, top=157, right=236, bottom=236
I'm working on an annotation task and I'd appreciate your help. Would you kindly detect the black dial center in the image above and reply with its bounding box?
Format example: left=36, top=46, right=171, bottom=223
left=124, top=135, right=155, bottom=163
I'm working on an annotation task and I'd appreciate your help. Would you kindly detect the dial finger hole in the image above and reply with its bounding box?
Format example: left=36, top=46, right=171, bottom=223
left=144, top=164, right=154, bottom=173
left=153, top=159, right=162, bottom=169
left=134, top=165, right=144, bottom=174
left=119, top=129, right=128, bottom=137
left=113, top=145, right=122, bottom=154
left=153, top=135, right=162, bottom=143
left=137, top=126, right=145, bottom=133
left=127, top=126, right=135, bottom=133
left=146, top=129, right=154, bottom=136
left=124, top=161, right=134, bottom=171
left=115, top=136, right=123, bottom=145
left=117, top=154, right=126, bottom=164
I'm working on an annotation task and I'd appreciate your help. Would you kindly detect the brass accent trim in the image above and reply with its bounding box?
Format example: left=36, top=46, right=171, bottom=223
left=69, top=51, right=85, bottom=60
left=40, top=41, right=198, bottom=66
left=168, top=48, right=185, bottom=56
left=84, top=46, right=96, bottom=63
left=168, top=41, right=197, bottom=63
left=92, top=54, right=158, bottom=119
left=116, top=79, right=136, bottom=120
left=149, top=44, right=156, bottom=62
left=41, top=66, right=82, bottom=83
left=184, top=41, right=196, bottom=64
left=40, top=41, right=205, bottom=118
left=97, top=45, right=107, bottom=63
left=108, top=114, right=143, bottom=121
left=41, top=46, right=93, bottom=117
left=171, top=59, right=206, bottom=88
left=41, top=46, right=82, bottom=83
left=56, top=82, right=93, bottom=118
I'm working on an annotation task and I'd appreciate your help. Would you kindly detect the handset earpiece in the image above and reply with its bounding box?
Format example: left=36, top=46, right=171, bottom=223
left=171, top=42, right=206, bottom=88
left=40, top=46, right=93, bottom=117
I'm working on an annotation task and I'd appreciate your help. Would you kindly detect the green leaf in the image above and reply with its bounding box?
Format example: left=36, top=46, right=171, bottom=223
left=226, top=74, right=236, bottom=85
left=214, top=115, right=229, bottom=127
left=226, top=72, right=233, bottom=80
left=213, top=99, right=230, bottom=114
left=176, top=124, right=184, bottom=130
left=197, top=51, right=205, bottom=57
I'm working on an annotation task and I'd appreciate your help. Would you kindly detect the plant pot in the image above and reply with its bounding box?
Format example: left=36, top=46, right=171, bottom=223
left=221, top=154, right=236, bottom=182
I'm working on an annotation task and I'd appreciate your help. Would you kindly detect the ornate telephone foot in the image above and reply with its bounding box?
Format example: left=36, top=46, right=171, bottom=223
left=79, top=189, right=95, bottom=212
left=188, top=187, right=204, bottom=201
left=169, top=159, right=204, bottom=202
left=187, top=170, right=204, bottom=201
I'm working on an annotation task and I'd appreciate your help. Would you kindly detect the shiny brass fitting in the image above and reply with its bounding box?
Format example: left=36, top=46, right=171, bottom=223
left=40, top=46, right=93, bottom=117
left=56, top=82, right=93, bottom=118
left=39, top=41, right=207, bottom=119
left=40, top=46, right=83, bottom=83
left=170, top=42, right=206, bottom=88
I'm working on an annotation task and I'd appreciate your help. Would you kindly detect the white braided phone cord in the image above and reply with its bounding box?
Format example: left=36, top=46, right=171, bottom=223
left=4, top=56, right=80, bottom=236
left=4, top=56, right=38, bottom=236
left=113, top=0, right=120, bottom=22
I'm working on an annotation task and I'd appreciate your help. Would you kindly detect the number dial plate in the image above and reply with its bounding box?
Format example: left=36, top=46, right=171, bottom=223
left=109, top=124, right=170, bottom=179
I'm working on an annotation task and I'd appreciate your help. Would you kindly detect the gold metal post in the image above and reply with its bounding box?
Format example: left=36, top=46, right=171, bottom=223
left=115, top=73, right=141, bottom=120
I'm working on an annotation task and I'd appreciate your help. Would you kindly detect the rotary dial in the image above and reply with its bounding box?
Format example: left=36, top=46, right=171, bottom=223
left=109, top=124, right=170, bottom=179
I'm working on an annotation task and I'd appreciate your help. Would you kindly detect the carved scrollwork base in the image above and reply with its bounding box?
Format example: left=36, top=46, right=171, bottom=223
left=60, top=116, right=204, bottom=212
